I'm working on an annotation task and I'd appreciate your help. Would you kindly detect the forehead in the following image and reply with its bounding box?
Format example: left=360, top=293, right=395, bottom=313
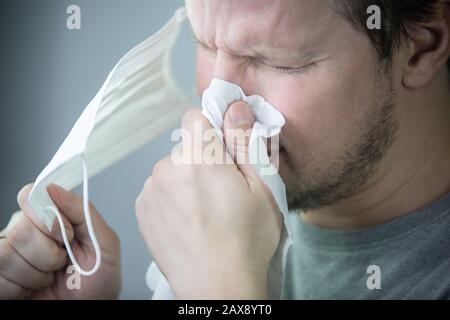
left=186, top=0, right=338, bottom=59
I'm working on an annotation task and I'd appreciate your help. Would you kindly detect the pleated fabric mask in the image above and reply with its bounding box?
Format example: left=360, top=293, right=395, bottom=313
left=28, top=7, right=191, bottom=276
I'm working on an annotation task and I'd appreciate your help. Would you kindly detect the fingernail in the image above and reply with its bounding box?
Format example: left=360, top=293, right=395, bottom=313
left=228, top=102, right=254, bottom=126
left=49, top=184, right=68, bottom=200
left=17, top=184, right=32, bottom=206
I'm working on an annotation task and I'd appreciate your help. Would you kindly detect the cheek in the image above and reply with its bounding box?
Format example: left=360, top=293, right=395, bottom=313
left=195, top=49, right=215, bottom=95
left=261, top=63, right=378, bottom=164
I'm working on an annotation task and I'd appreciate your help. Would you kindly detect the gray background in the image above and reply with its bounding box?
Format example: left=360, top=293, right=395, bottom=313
left=0, top=0, right=197, bottom=299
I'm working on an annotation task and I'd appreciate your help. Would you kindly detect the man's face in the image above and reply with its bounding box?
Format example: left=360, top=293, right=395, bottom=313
left=186, top=0, right=398, bottom=211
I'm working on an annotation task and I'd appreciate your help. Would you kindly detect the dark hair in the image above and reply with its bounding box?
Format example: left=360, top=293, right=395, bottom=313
left=334, top=0, right=450, bottom=70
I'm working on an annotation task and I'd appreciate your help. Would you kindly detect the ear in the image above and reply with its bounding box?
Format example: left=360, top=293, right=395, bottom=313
left=402, top=1, right=450, bottom=88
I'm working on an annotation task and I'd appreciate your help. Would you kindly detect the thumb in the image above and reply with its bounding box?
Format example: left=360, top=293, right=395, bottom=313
left=17, top=183, right=74, bottom=244
left=47, top=184, right=114, bottom=249
left=223, top=101, right=256, bottom=178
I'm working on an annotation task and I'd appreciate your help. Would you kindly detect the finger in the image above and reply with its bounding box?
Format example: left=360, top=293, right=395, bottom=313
left=17, top=184, right=74, bottom=244
left=181, top=108, right=221, bottom=164
left=223, top=101, right=258, bottom=179
left=6, top=211, right=67, bottom=272
left=0, top=275, right=31, bottom=300
left=0, top=238, right=54, bottom=290
left=47, top=184, right=116, bottom=251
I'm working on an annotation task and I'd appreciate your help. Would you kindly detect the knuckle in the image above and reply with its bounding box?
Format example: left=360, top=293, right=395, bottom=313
left=182, top=108, right=205, bottom=131
left=182, top=108, right=202, bottom=124
left=152, top=158, right=171, bottom=186
left=46, top=246, right=66, bottom=271
left=6, top=216, right=32, bottom=249
left=152, top=160, right=164, bottom=177
left=0, top=241, right=13, bottom=266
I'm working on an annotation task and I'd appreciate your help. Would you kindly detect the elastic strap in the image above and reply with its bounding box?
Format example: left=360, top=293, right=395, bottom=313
left=45, top=155, right=101, bottom=276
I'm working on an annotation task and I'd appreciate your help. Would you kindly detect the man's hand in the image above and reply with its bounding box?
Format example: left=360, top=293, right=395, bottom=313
left=0, top=184, right=121, bottom=299
left=135, top=102, right=282, bottom=299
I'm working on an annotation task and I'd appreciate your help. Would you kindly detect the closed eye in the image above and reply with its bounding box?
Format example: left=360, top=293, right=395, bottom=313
left=194, top=36, right=315, bottom=75
left=250, top=57, right=314, bottom=75
left=273, top=66, right=295, bottom=73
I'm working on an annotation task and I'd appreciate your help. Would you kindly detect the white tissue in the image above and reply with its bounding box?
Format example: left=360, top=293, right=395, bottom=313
left=147, top=79, right=293, bottom=299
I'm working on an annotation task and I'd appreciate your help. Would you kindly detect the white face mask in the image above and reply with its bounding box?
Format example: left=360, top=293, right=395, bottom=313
left=28, top=7, right=190, bottom=276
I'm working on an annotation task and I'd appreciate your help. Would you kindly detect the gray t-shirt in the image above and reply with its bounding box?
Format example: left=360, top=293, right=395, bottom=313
left=282, top=192, right=450, bottom=299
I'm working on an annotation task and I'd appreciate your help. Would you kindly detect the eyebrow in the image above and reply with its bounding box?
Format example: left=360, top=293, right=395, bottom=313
left=192, top=33, right=318, bottom=65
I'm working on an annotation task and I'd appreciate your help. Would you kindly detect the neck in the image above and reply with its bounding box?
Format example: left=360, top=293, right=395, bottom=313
left=302, top=73, right=450, bottom=230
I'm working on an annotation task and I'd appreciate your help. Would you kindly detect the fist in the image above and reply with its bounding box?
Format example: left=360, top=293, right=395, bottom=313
left=0, top=184, right=121, bottom=300
left=135, top=103, right=282, bottom=299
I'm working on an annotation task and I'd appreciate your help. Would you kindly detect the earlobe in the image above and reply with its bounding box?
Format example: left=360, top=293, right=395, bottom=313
left=402, top=3, right=450, bottom=89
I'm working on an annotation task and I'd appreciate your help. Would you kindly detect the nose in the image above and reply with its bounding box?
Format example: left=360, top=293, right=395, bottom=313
left=212, top=50, right=254, bottom=94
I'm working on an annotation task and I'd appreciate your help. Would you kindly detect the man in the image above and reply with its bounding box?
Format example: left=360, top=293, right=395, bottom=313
left=1, top=0, right=449, bottom=299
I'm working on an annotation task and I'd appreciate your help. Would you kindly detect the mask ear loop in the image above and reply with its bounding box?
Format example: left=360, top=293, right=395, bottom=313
left=45, top=155, right=101, bottom=276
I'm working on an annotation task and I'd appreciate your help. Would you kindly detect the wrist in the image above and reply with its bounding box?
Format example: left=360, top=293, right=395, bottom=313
left=173, top=267, right=268, bottom=299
